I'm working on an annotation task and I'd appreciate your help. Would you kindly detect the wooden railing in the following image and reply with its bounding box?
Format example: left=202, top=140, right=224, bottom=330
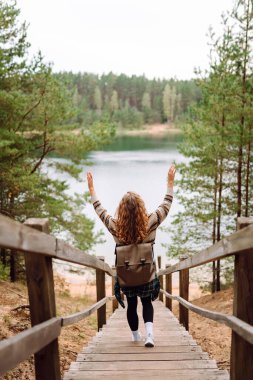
left=1, top=214, right=253, bottom=379
left=157, top=217, right=253, bottom=380
left=0, top=215, right=117, bottom=380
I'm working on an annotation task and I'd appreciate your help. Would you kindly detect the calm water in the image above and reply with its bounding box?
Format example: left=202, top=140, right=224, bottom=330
left=46, top=133, right=186, bottom=277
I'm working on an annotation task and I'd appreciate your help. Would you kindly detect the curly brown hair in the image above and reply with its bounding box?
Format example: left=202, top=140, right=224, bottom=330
left=115, top=191, right=148, bottom=244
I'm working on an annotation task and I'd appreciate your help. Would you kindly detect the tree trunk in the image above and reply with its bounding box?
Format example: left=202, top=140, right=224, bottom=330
left=8, top=194, right=18, bottom=282
left=237, top=0, right=250, bottom=217
left=245, top=138, right=251, bottom=217
left=0, top=248, right=7, bottom=266
left=216, top=157, right=223, bottom=292
left=212, top=162, right=218, bottom=293
left=237, top=135, right=243, bottom=218
left=212, top=262, right=216, bottom=293
left=10, top=251, right=16, bottom=282
left=216, top=260, right=221, bottom=292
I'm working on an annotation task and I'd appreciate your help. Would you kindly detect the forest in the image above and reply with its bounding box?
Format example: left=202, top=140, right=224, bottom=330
left=0, top=0, right=253, bottom=294
left=54, top=71, right=202, bottom=129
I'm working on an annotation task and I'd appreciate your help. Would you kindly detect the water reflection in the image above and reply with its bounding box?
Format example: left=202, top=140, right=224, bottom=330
left=103, top=133, right=183, bottom=151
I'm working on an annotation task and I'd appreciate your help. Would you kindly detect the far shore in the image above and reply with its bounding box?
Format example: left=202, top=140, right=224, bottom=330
left=117, top=123, right=182, bottom=137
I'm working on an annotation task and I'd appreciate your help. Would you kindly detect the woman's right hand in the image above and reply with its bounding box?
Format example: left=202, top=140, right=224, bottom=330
left=167, top=165, right=176, bottom=188
left=86, top=172, right=95, bottom=196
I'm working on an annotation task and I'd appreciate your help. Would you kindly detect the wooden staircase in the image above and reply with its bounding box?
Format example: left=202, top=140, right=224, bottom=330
left=64, top=301, right=229, bottom=380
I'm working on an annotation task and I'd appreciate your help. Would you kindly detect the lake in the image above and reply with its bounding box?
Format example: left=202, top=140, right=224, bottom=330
left=45, top=132, right=188, bottom=282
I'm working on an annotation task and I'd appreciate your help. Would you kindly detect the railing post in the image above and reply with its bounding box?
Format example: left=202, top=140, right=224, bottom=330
left=111, top=266, right=118, bottom=312
left=231, top=217, right=253, bottom=380
left=179, top=254, right=189, bottom=331
left=96, top=256, right=106, bottom=331
left=24, top=218, right=61, bottom=380
left=158, top=255, right=163, bottom=302
left=165, top=264, right=172, bottom=311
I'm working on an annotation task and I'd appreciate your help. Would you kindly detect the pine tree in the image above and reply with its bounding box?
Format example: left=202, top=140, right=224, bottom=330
left=232, top=0, right=253, bottom=217
left=167, top=3, right=253, bottom=291
left=94, top=86, right=102, bottom=112
left=0, top=1, right=115, bottom=281
left=110, top=90, right=119, bottom=113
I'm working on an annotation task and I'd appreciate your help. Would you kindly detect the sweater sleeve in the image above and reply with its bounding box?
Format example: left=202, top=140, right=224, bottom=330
left=91, top=193, right=116, bottom=235
left=152, top=187, right=173, bottom=227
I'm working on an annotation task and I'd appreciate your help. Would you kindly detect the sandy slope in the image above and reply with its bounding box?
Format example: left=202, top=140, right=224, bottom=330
left=173, top=287, right=233, bottom=370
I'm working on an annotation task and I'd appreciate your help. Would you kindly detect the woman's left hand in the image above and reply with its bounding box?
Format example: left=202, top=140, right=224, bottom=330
left=167, top=164, right=176, bottom=188
left=86, top=172, right=95, bottom=195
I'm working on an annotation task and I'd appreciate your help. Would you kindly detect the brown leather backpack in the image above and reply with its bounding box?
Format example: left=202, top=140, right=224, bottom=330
left=115, top=242, right=156, bottom=287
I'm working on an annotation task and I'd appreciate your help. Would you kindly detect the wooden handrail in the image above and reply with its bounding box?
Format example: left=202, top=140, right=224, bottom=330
left=62, top=296, right=114, bottom=327
left=159, top=217, right=253, bottom=380
left=0, top=318, right=61, bottom=376
left=0, top=214, right=113, bottom=276
left=161, top=289, right=253, bottom=346
left=0, top=215, right=115, bottom=378
left=1, top=212, right=253, bottom=380
left=158, top=222, right=253, bottom=276
left=0, top=296, right=115, bottom=376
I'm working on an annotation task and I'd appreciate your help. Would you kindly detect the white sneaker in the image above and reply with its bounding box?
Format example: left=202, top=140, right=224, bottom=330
left=145, top=333, right=154, bottom=347
left=132, top=331, right=142, bottom=342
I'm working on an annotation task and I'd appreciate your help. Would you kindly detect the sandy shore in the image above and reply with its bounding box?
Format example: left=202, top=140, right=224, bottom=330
left=118, top=123, right=181, bottom=136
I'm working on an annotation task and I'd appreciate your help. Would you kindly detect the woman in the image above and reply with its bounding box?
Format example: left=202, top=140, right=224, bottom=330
left=86, top=165, right=175, bottom=347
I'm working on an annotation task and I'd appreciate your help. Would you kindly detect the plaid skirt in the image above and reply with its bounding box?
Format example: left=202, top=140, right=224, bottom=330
left=121, top=275, right=159, bottom=298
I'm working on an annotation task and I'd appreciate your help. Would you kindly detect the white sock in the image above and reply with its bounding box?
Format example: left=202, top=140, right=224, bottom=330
left=132, top=330, right=140, bottom=340
left=145, top=322, right=153, bottom=337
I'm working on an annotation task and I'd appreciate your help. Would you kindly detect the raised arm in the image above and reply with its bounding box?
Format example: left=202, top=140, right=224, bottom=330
left=86, top=172, right=115, bottom=234
left=153, top=165, right=176, bottom=227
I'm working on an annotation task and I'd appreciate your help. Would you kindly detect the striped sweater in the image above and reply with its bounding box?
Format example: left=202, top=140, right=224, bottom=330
left=91, top=188, right=173, bottom=245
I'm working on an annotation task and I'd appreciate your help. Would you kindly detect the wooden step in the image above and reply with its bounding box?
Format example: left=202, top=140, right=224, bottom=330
left=64, top=369, right=229, bottom=380
left=63, top=302, right=229, bottom=380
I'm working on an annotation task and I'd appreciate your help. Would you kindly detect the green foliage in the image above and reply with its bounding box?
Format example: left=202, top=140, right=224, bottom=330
left=167, top=0, right=253, bottom=289
left=54, top=72, right=202, bottom=130
left=0, top=1, right=115, bottom=280
left=0, top=261, right=9, bottom=280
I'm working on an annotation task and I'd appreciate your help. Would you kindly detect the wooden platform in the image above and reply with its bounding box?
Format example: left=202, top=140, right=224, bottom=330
left=64, top=301, right=229, bottom=380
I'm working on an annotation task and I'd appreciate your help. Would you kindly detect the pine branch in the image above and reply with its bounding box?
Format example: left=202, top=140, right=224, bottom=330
left=15, top=89, right=46, bottom=132
left=30, top=125, right=54, bottom=174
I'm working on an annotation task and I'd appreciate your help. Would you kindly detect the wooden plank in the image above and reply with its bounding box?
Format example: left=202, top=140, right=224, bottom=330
left=104, top=322, right=180, bottom=327
left=96, top=257, right=106, bottom=331
left=165, top=264, right=172, bottom=310
left=95, top=333, right=191, bottom=341
left=83, top=346, right=202, bottom=354
left=56, top=240, right=113, bottom=276
left=158, top=255, right=163, bottom=302
left=158, top=222, right=253, bottom=275
left=0, top=215, right=56, bottom=255
left=76, top=352, right=209, bottom=361
left=62, top=297, right=108, bottom=326
left=101, top=325, right=184, bottom=331
left=0, top=318, right=61, bottom=376
left=0, top=214, right=113, bottom=276
left=64, top=370, right=229, bottom=380
left=179, top=255, right=189, bottom=331
left=231, top=217, right=253, bottom=380
left=111, top=266, right=118, bottom=312
left=24, top=218, right=61, bottom=380
left=69, top=360, right=218, bottom=371
left=88, top=339, right=197, bottom=347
